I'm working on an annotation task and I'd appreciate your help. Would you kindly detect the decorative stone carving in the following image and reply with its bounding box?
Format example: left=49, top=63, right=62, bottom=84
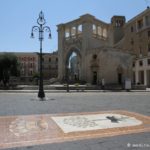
left=63, top=37, right=82, bottom=51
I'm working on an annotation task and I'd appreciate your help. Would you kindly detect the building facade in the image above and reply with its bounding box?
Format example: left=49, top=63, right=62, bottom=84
left=57, top=14, right=133, bottom=85
left=16, top=52, right=58, bottom=80
left=0, top=52, right=58, bottom=81
left=14, top=52, right=39, bottom=80
left=122, top=7, right=150, bottom=87
left=42, top=51, right=58, bottom=79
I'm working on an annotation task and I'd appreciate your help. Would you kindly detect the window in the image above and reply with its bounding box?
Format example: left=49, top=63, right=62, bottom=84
left=97, top=26, right=102, bottom=36
left=115, top=20, right=124, bottom=27
left=93, top=24, right=97, bottom=34
left=145, top=15, right=150, bottom=26
left=49, top=58, right=51, bottom=62
left=71, top=26, right=76, bottom=37
left=147, top=59, right=150, bottom=65
left=56, top=58, right=58, bottom=62
left=65, top=28, right=70, bottom=38
left=78, top=25, right=82, bottom=34
left=139, top=60, right=143, bottom=66
left=137, top=19, right=143, bottom=29
left=131, top=26, right=134, bottom=32
left=103, top=28, right=107, bottom=38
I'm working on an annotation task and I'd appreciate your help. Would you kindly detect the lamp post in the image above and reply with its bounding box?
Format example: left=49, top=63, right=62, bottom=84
left=31, top=11, right=51, bottom=99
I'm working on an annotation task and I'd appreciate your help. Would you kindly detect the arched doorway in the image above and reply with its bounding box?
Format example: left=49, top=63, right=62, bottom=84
left=92, top=71, right=97, bottom=85
left=91, top=54, right=99, bottom=85
left=65, top=48, right=81, bottom=83
left=117, top=66, right=123, bottom=84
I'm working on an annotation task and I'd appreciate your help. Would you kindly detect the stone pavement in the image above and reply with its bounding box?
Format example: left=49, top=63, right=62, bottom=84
left=0, top=92, right=150, bottom=150
left=0, top=110, right=149, bottom=149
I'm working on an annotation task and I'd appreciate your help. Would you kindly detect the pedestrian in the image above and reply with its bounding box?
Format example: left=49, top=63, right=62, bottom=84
left=101, top=78, right=105, bottom=90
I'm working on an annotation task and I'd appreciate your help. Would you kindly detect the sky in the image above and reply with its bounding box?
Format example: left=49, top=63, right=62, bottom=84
left=0, top=0, right=149, bottom=53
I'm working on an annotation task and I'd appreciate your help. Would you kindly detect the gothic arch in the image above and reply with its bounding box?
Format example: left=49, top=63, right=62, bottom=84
left=65, top=47, right=82, bottom=82
left=65, top=47, right=81, bottom=66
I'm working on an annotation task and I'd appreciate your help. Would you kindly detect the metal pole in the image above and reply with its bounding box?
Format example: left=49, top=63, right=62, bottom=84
left=31, top=11, right=51, bottom=100
left=38, top=28, right=45, bottom=99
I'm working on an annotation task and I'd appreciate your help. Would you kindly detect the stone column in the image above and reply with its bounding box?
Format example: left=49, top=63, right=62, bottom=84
left=80, top=15, right=94, bottom=82
left=135, top=70, right=139, bottom=84
left=144, top=69, right=147, bottom=86
left=76, top=25, right=78, bottom=37
left=69, top=27, right=71, bottom=38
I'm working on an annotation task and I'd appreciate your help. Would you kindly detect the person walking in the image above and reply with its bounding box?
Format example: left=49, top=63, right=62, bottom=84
left=101, top=78, right=105, bottom=90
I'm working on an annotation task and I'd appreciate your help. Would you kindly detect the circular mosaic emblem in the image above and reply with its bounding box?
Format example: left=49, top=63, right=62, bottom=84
left=9, top=118, right=48, bottom=136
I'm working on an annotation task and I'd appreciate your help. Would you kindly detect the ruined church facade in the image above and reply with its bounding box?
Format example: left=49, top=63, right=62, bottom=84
left=57, top=14, right=133, bottom=85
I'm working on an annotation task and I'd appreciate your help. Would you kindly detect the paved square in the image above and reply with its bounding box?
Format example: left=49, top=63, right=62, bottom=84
left=0, top=110, right=149, bottom=149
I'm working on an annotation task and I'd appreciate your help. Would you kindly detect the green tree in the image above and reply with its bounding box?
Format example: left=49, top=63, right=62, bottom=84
left=0, top=53, right=20, bottom=87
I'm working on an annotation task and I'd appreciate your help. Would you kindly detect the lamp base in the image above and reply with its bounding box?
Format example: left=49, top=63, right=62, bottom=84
left=38, top=90, right=45, bottom=100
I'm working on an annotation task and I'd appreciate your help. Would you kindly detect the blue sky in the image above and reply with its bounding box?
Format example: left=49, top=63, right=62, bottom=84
left=0, top=0, right=149, bottom=53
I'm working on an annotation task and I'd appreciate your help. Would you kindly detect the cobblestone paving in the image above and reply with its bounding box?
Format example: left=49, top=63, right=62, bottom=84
left=0, top=92, right=150, bottom=150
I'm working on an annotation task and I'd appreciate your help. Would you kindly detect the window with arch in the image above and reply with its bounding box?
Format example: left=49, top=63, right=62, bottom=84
left=71, top=26, right=76, bottom=37
left=97, top=26, right=102, bottom=36
left=78, top=24, right=82, bottom=34
left=103, top=28, right=107, bottom=38
left=93, top=24, right=97, bottom=34
left=65, top=28, right=70, bottom=38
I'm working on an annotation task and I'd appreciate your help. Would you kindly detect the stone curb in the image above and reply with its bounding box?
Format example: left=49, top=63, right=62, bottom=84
left=0, top=90, right=149, bottom=93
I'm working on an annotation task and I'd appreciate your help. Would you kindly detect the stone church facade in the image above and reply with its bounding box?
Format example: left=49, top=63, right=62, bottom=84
left=57, top=14, right=133, bottom=85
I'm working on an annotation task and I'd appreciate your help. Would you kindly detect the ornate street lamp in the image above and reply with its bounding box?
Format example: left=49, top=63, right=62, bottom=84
left=31, top=11, right=51, bottom=100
